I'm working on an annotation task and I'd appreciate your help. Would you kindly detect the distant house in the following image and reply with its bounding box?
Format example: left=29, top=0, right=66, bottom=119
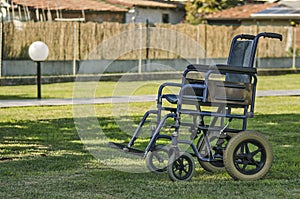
left=205, top=0, right=300, bottom=26
left=251, top=0, right=300, bottom=26
left=7, top=0, right=127, bottom=23
left=1, top=0, right=185, bottom=24
left=204, top=2, right=277, bottom=26
left=10, top=0, right=127, bottom=22
left=106, top=0, right=185, bottom=24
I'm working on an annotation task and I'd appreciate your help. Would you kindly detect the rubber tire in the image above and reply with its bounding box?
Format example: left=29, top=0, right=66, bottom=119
left=167, top=151, right=195, bottom=181
left=197, top=135, right=225, bottom=173
left=146, top=145, right=170, bottom=173
left=199, top=158, right=225, bottom=173
left=223, top=131, right=273, bottom=181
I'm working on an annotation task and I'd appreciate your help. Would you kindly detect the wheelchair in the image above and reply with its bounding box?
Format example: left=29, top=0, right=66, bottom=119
left=110, top=32, right=282, bottom=181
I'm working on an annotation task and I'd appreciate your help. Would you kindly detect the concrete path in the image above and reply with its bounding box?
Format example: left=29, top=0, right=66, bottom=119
left=0, top=90, right=299, bottom=108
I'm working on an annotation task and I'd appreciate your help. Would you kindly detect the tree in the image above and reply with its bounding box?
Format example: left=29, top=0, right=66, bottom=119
left=185, top=0, right=244, bottom=24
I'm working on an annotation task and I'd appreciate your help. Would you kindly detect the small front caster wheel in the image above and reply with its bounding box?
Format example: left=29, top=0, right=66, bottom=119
left=223, top=131, right=273, bottom=181
left=167, top=151, right=195, bottom=181
left=146, top=145, right=170, bottom=173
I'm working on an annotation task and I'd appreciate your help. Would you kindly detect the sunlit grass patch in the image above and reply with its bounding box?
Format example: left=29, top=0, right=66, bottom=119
left=0, top=94, right=299, bottom=198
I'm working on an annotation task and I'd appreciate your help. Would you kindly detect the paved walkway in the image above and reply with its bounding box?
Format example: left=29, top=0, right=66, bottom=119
left=0, top=90, right=299, bottom=108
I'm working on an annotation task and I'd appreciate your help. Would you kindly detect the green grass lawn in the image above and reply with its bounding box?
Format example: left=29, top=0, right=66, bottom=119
left=0, top=73, right=299, bottom=99
left=0, top=95, right=299, bottom=198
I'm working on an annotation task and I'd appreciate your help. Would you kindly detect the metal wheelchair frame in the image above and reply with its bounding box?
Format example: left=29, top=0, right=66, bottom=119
left=110, top=32, right=282, bottom=181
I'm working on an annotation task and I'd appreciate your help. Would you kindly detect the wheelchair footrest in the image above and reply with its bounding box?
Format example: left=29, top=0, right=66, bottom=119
left=108, top=142, right=144, bottom=157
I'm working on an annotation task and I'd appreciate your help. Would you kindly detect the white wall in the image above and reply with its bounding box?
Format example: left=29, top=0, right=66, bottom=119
left=2, top=58, right=294, bottom=76
left=126, top=7, right=185, bottom=24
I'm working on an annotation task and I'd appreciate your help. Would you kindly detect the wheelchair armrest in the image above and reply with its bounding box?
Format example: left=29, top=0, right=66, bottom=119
left=187, top=64, right=256, bottom=75
left=157, top=82, right=182, bottom=104
left=186, top=64, right=210, bottom=71
left=210, top=65, right=257, bottom=75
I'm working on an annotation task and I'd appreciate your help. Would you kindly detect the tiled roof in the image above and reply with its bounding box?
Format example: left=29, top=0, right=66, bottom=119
left=106, top=0, right=177, bottom=9
left=252, top=2, right=300, bottom=19
left=11, top=0, right=128, bottom=12
left=205, top=3, right=277, bottom=20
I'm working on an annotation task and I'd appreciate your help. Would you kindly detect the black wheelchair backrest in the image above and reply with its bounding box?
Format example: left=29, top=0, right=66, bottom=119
left=226, top=34, right=255, bottom=83
left=225, top=32, right=282, bottom=83
left=228, top=40, right=253, bottom=68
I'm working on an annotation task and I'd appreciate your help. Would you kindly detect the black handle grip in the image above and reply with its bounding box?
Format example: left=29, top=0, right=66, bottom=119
left=240, top=34, right=255, bottom=40
left=262, top=32, right=283, bottom=41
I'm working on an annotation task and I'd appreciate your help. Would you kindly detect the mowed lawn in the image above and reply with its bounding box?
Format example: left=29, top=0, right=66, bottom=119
left=0, top=73, right=299, bottom=99
left=0, top=74, right=299, bottom=198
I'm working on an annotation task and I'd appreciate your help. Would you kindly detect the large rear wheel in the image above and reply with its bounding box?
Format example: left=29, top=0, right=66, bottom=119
left=223, top=131, right=273, bottom=181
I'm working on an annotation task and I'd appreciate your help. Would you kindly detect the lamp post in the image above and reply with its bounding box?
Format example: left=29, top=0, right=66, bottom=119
left=0, top=6, right=7, bottom=77
left=28, top=41, right=49, bottom=99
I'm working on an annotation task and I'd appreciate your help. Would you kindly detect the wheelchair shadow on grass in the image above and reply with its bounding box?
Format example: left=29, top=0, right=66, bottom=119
left=0, top=114, right=298, bottom=180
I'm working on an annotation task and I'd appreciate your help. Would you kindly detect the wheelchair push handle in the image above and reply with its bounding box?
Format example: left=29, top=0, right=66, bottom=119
left=240, top=34, right=255, bottom=40
left=260, top=32, right=283, bottom=41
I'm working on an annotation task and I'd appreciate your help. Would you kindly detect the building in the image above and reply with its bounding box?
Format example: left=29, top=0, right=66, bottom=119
left=8, top=0, right=127, bottom=23
left=204, top=1, right=300, bottom=26
left=251, top=0, right=300, bottom=26
left=106, top=0, right=185, bottom=24
left=0, top=0, right=185, bottom=24
left=204, top=2, right=278, bottom=26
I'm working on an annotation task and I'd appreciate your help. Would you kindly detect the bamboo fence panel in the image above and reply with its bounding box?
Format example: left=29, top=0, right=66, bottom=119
left=3, top=22, right=291, bottom=60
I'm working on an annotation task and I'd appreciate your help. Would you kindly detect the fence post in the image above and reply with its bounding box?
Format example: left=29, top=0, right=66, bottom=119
left=0, top=19, right=2, bottom=77
left=204, top=23, right=207, bottom=65
left=138, top=23, right=142, bottom=74
left=292, top=26, right=296, bottom=69
left=73, top=23, right=77, bottom=75
left=196, top=25, right=199, bottom=64
left=146, top=20, right=150, bottom=65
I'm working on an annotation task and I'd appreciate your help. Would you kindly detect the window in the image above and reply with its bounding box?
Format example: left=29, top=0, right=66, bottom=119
left=162, top=13, right=169, bottom=23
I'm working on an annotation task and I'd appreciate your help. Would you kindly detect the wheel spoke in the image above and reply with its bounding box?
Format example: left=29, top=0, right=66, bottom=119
left=240, top=143, right=245, bottom=155
left=251, top=148, right=263, bottom=157
left=245, top=142, right=250, bottom=154
left=252, top=160, right=261, bottom=167
left=175, top=158, right=189, bottom=177
left=179, top=169, right=183, bottom=177
left=235, top=153, right=244, bottom=160
left=178, top=158, right=183, bottom=169
left=183, top=168, right=188, bottom=174
left=174, top=161, right=180, bottom=171
left=242, top=162, right=248, bottom=171
left=183, top=163, right=189, bottom=174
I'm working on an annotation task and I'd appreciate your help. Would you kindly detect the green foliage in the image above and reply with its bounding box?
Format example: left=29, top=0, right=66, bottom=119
left=185, top=0, right=243, bottom=24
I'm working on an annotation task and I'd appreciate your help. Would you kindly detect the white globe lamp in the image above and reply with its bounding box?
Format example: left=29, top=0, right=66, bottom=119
left=28, top=41, right=49, bottom=99
left=29, top=41, right=49, bottom=61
